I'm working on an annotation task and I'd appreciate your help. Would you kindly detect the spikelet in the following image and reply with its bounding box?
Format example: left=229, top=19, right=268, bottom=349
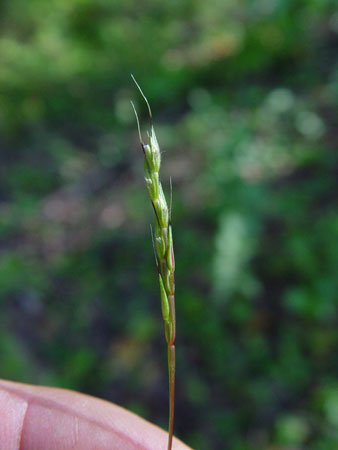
left=131, top=75, right=176, bottom=450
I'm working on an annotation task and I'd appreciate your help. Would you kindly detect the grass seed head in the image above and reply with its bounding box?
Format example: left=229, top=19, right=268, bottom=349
left=131, top=74, right=176, bottom=450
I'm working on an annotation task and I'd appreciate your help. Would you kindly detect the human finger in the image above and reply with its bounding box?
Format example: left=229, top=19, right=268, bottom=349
left=0, top=379, right=192, bottom=450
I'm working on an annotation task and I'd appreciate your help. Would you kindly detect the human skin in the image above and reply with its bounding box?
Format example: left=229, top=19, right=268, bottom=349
left=0, top=379, right=193, bottom=450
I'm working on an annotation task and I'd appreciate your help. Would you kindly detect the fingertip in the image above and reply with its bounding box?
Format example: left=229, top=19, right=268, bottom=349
left=0, top=380, right=193, bottom=450
left=0, top=386, right=28, bottom=450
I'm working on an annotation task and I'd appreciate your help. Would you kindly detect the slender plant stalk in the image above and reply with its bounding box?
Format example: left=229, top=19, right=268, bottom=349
left=131, top=75, right=176, bottom=450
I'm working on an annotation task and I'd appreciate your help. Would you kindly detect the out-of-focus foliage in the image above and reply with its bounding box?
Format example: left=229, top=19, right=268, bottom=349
left=1, top=0, right=337, bottom=448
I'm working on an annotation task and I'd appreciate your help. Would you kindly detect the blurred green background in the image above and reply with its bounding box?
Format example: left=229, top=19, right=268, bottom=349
left=1, top=0, right=338, bottom=449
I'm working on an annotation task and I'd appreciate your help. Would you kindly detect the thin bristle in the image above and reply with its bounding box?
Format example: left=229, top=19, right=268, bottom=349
left=130, top=100, right=143, bottom=144
left=130, top=73, right=153, bottom=125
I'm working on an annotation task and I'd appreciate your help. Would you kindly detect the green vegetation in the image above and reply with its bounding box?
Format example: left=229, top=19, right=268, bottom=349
left=0, top=1, right=337, bottom=449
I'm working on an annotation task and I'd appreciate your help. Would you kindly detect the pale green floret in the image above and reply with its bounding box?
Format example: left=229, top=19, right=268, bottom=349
left=157, top=185, right=169, bottom=228
left=165, top=270, right=172, bottom=294
left=156, top=221, right=166, bottom=259
left=144, top=177, right=153, bottom=197
left=144, top=144, right=159, bottom=174
left=147, top=176, right=155, bottom=199
left=144, top=167, right=159, bottom=200
left=144, top=128, right=161, bottom=173
left=166, top=225, right=174, bottom=271
left=155, top=202, right=168, bottom=229
left=150, top=127, right=159, bottom=151
left=151, top=173, right=159, bottom=198
left=155, top=233, right=166, bottom=260
left=159, top=274, right=170, bottom=322
left=144, top=159, right=151, bottom=179
left=149, top=128, right=161, bottom=171
left=143, top=144, right=152, bottom=161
